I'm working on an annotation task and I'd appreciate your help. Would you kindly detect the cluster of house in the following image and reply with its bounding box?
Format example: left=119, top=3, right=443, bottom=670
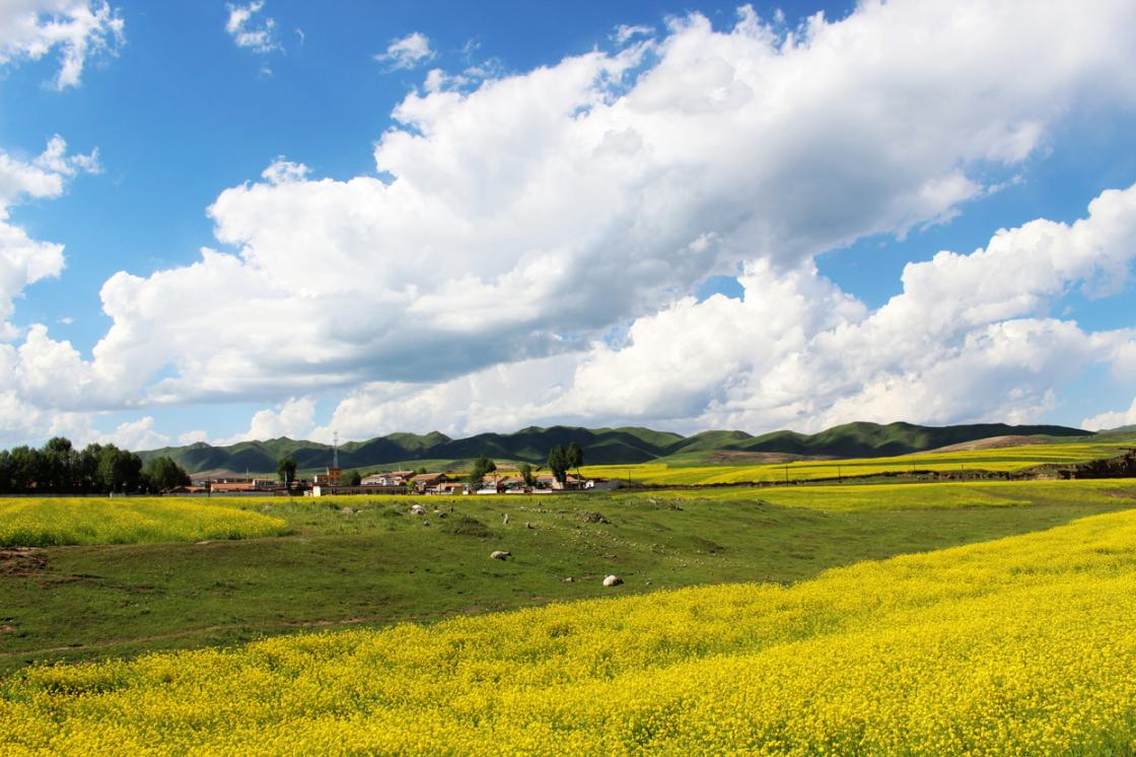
left=190, top=465, right=603, bottom=497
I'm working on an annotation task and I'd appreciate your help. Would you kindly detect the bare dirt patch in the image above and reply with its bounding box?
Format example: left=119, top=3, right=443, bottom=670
left=927, top=435, right=1060, bottom=453
left=705, top=451, right=812, bottom=464
left=0, top=548, right=47, bottom=577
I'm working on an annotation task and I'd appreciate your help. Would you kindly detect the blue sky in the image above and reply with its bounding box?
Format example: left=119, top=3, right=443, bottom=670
left=2, top=0, right=1135, bottom=448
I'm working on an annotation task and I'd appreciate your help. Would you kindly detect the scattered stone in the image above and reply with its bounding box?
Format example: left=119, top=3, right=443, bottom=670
left=340, top=507, right=355, bottom=515
left=410, top=504, right=426, bottom=515
left=580, top=511, right=609, bottom=524
left=422, top=520, right=431, bottom=527
left=603, top=575, right=623, bottom=587
left=525, top=521, right=534, bottom=529
left=563, top=576, right=574, bottom=582
left=490, top=550, right=511, bottom=560
left=502, top=513, right=510, bottom=525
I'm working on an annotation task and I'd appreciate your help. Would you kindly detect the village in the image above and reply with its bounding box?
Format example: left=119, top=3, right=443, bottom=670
left=196, top=464, right=609, bottom=497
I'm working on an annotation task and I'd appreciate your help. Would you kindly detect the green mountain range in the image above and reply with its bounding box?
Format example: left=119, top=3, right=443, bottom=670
left=138, top=421, right=1091, bottom=475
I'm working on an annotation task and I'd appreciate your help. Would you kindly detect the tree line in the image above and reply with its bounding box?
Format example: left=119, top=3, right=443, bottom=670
left=0, top=437, right=191, bottom=494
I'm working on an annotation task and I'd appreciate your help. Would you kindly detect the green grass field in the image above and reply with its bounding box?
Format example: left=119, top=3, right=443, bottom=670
left=0, top=499, right=288, bottom=547
left=2, top=479, right=1134, bottom=675
left=583, top=439, right=1136, bottom=484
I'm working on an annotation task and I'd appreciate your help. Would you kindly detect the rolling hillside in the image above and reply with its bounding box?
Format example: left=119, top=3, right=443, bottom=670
left=138, top=422, right=1091, bottom=475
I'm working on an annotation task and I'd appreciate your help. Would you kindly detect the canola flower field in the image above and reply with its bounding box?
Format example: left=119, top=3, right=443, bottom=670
left=0, top=499, right=288, bottom=547
left=583, top=438, right=1135, bottom=484
left=660, top=478, right=1136, bottom=511
left=3, top=506, right=1136, bottom=754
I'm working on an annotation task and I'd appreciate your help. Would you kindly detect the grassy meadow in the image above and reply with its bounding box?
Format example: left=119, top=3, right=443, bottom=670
left=4, top=504, right=1136, bottom=753
left=583, top=437, right=1136, bottom=484
left=1, top=480, right=1134, bottom=676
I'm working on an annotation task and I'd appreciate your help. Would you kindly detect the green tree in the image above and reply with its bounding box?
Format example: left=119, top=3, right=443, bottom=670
left=42, top=437, right=76, bottom=492
left=566, top=441, right=584, bottom=477
left=348, top=470, right=362, bottom=486
left=9, top=445, right=40, bottom=492
left=519, top=462, right=535, bottom=487
left=143, top=456, right=191, bottom=492
left=547, top=445, right=569, bottom=485
left=0, top=449, right=11, bottom=493
left=77, top=444, right=104, bottom=492
left=467, top=456, right=497, bottom=487
left=96, top=445, right=142, bottom=493
left=277, top=457, right=297, bottom=487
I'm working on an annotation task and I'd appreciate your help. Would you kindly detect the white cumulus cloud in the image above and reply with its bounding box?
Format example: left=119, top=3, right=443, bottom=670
left=375, top=31, right=434, bottom=70
left=1083, top=398, right=1136, bottom=431
left=216, top=396, right=318, bottom=445
left=68, top=0, right=1136, bottom=410
left=612, top=24, right=655, bottom=45
left=0, top=136, right=99, bottom=338
left=321, top=183, right=1136, bottom=438
left=0, top=0, right=124, bottom=89
left=225, top=1, right=279, bottom=54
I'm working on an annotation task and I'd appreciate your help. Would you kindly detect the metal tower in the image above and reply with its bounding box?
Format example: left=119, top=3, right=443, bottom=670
left=332, top=431, right=339, bottom=469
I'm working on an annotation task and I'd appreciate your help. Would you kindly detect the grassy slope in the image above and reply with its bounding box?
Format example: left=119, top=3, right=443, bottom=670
left=2, top=481, right=1134, bottom=674
left=141, top=422, right=1095, bottom=475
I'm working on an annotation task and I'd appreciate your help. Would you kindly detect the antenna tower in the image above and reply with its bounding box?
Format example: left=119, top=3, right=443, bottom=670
left=333, top=431, right=339, bottom=469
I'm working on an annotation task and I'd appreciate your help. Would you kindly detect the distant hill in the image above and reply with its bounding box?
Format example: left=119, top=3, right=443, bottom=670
left=138, top=421, right=1091, bottom=475
left=727, top=422, right=1089, bottom=459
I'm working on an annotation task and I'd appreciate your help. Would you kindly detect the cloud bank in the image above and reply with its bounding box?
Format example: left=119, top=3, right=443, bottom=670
left=4, top=0, right=1136, bottom=445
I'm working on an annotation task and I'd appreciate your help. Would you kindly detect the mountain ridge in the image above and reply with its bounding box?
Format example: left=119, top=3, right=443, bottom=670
left=137, top=421, right=1092, bottom=474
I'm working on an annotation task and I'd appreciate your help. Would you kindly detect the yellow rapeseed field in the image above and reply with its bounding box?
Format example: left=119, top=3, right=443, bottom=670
left=665, top=478, right=1136, bottom=511
left=583, top=439, right=1134, bottom=484
left=0, top=499, right=289, bottom=546
left=3, top=507, right=1136, bottom=754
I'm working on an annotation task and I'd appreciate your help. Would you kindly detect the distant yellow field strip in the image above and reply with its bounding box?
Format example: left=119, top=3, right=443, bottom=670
left=4, top=507, right=1136, bottom=753
left=656, top=478, right=1136, bottom=511
left=0, top=499, right=288, bottom=547
left=583, top=441, right=1134, bottom=484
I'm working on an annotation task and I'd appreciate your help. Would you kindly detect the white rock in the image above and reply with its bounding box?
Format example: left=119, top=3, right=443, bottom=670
left=603, top=575, right=623, bottom=587
left=410, top=504, right=426, bottom=515
left=490, top=550, right=511, bottom=560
